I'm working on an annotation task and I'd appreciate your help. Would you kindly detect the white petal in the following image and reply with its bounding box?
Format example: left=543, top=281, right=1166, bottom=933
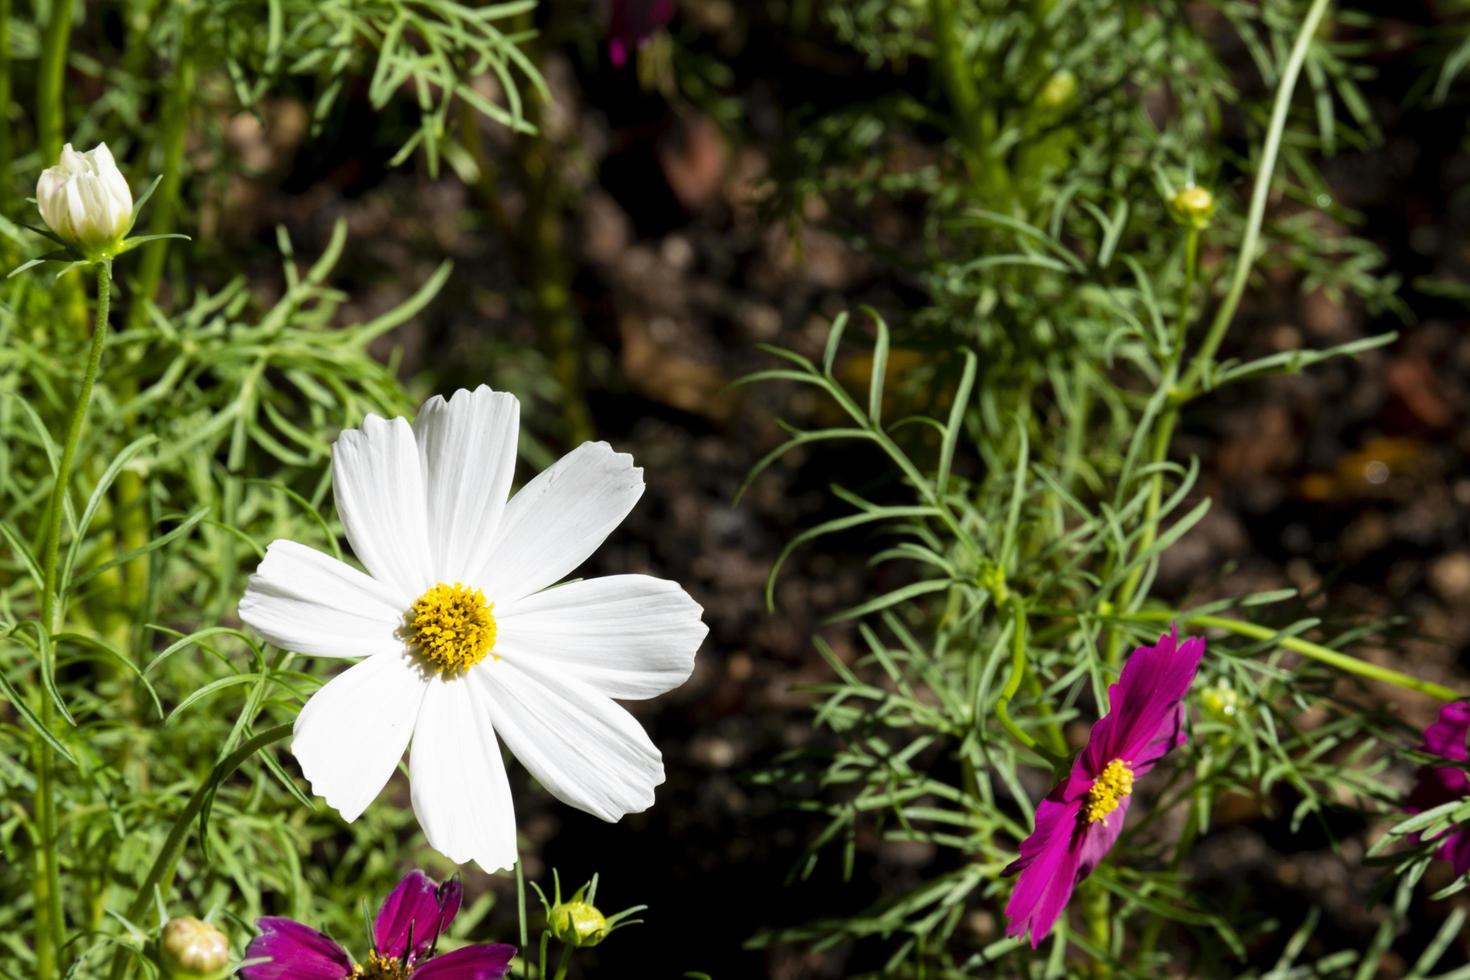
left=413, top=386, right=520, bottom=583
left=409, top=675, right=519, bottom=873
left=478, top=659, right=663, bottom=822
left=332, top=414, right=435, bottom=602
left=292, top=650, right=427, bottom=822
left=477, top=442, right=643, bottom=604
left=238, top=540, right=407, bottom=658
left=496, top=575, right=706, bottom=699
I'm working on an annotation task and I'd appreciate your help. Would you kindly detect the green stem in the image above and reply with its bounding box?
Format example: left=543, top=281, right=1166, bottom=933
left=108, top=723, right=293, bottom=979
left=1129, top=611, right=1462, bottom=703
left=994, top=601, right=1068, bottom=770
left=36, top=0, right=73, bottom=162
left=32, top=259, right=110, bottom=978
left=125, top=7, right=195, bottom=332
left=927, top=0, right=1006, bottom=196
left=1180, top=0, right=1332, bottom=395
left=0, top=0, right=12, bottom=213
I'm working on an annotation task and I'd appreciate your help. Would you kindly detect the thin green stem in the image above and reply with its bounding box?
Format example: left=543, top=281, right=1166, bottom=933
left=36, top=0, right=73, bottom=163
left=125, top=8, right=195, bottom=332
left=1131, top=611, right=1462, bottom=703
left=994, top=601, right=1068, bottom=771
left=108, top=723, right=293, bottom=979
left=927, top=0, right=1007, bottom=197
left=32, top=259, right=111, bottom=978
left=1180, top=0, right=1332, bottom=394
left=0, top=0, right=12, bottom=213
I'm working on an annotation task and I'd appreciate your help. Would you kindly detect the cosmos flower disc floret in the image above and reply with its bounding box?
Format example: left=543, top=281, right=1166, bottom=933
left=237, top=386, right=708, bottom=872
left=1003, top=626, right=1205, bottom=946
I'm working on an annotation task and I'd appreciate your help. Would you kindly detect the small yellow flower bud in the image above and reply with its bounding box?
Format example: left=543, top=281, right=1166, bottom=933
left=1200, top=683, right=1240, bottom=722
left=36, top=142, right=133, bottom=253
left=549, top=900, right=609, bottom=948
left=159, top=917, right=230, bottom=980
left=1037, top=70, right=1077, bottom=111
left=1170, top=184, right=1216, bottom=230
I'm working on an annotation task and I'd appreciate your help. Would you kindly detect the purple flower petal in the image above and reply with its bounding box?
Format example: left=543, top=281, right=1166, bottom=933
left=375, top=870, right=443, bottom=960
left=1439, top=828, right=1470, bottom=877
left=1422, top=701, right=1470, bottom=764
left=1083, top=627, right=1204, bottom=775
left=1003, top=790, right=1087, bottom=947
left=606, top=0, right=675, bottom=66
left=240, top=918, right=353, bottom=980
left=413, top=943, right=518, bottom=980
left=436, top=875, right=464, bottom=938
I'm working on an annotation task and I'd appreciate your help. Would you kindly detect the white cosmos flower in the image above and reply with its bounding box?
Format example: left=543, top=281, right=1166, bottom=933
left=238, top=386, right=708, bottom=872
left=36, top=142, right=133, bottom=251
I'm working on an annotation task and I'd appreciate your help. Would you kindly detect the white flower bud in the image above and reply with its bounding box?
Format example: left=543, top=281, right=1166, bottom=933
left=36, top=142, right=133, bottom=252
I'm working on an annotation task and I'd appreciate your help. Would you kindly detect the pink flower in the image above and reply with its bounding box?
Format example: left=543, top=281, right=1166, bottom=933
left=1003, top=626, right=1205, bottom=946
left=241, top=870, right=515, bottom=979
left=606, top=0, right=674, bottom=67
left=1405, top=700, right=1470, bottom=875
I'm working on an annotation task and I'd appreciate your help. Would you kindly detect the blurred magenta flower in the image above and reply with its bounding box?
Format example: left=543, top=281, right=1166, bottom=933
left=241, top=870, right=514, bottom=979
left=1406, top=700, right=1470, bottom=875
left=1003, top=627, right=1205, bottom=946
left=607, top=0, right=674, bottom=66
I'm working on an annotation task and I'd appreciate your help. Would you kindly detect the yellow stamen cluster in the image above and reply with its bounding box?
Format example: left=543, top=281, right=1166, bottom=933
left=351, top=952, right=409, bottom=980
left=407, top=582, right=497, bottom=675
left=1082, top=758, right=1135, bottom=824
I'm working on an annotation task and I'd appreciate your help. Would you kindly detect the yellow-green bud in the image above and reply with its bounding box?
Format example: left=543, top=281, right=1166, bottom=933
left=1037, top=70, right=1078, bottom=111
left=1170, top=184, right=1215, bottom=230
left=549, top=900, right=609, bottom=948
left=159, top=917, right=230, bottom=980
left=1200, top=683, right=1240, bottom=722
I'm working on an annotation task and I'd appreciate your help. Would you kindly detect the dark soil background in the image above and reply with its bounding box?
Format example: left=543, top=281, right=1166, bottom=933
left=200, top=3, right=1470, bottom=975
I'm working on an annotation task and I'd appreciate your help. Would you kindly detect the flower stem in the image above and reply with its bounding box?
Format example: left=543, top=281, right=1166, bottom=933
left=32, top=259, right=111, bottom=978
left=927, top=0, right=1006, bottom=197
left=994, top=601, right=1068, bottom=771
left=1180, top=0, right=1332, bottom=396
left=36, top=0, right=72, bottom=162
left=125, top=8, right=194, bottom=332
left=1131, top=610, right=1461, bottom=703
left=108, top=723, right=293, bottom=979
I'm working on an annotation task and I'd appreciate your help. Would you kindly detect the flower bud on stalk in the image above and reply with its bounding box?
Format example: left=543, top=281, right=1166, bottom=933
left=548, top=900, right=610, bottom=948
left=1170, top=184, right=1216, bottom=230
left=36, top=142, right=133, bottom=255
left=158, top=917, right=231, bottom=980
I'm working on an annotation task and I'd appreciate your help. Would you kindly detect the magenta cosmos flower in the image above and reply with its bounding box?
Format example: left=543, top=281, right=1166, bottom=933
left=606, top=0, right=674, bottom=66
left=1003, top=626, right=1205, bottom=946
left=241, top=870, right=514, bottom=979
left=1406, top=700, right=1470, bottom=875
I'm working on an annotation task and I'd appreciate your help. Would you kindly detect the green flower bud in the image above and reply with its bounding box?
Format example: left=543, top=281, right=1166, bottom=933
left=1037, top=70, right=1078, bottom=111
left=1200, top=683, right=1240, bottom=722
left=549, top=900, right=609, bottom=948
left=1170, top=184, right=1216, bottom=230
left=159, top=917, right=230, bottom=980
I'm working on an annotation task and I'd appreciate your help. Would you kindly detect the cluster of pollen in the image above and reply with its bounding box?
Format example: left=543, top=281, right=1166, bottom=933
left=407, top=582, right=497, bottom=675
left=1082, top=758, right=1135, bottom=824
left=351, top=952, right=409, bottom=980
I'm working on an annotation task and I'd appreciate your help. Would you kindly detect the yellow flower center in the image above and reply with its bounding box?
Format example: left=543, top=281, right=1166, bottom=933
left=352, top=952, right=410, bottom=979
left=407, top=582, right=497, bottom=675
left=1082, top=759, right=1135, bottom=824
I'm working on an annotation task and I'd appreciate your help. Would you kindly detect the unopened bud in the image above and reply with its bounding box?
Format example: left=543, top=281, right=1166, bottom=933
left=1037, top=70, right=1077, bottom=111
left=159, top=917, right=230, bottom=980
left=548, top=900, right=609, bottom=948
left=1200, top=683, right=1240, bottom=722
left=36, top=142, right=133, bottom=253
left=1170, top=184, right=1215, bottom=230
